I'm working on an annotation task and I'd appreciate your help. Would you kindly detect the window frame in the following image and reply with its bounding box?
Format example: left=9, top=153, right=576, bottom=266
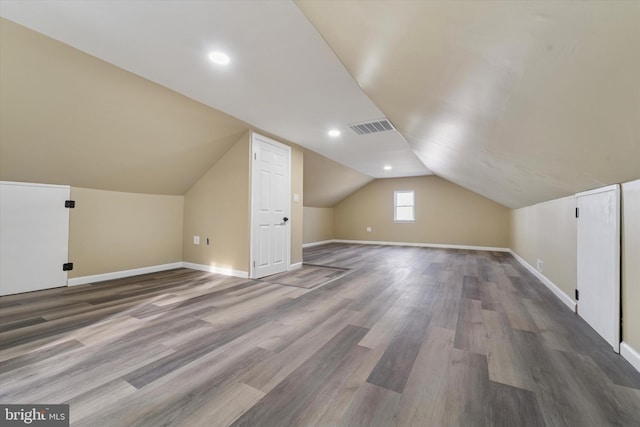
left=394, top=190, right=415, bottom=222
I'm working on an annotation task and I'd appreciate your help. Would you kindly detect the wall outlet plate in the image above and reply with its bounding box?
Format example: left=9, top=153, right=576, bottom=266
left=366, top=227, right=372, bottom=232
left=536, top=259, right=543, bottom=272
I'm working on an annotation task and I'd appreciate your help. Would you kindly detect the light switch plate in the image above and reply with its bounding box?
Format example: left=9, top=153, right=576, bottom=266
left=293, top=193, right=300, bottom=203
left=193, top=236, right=200, bottom=245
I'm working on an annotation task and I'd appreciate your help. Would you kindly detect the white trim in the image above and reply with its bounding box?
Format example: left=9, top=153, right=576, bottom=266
left=69, top=261, right=250, bottom=286
left=332, top=239, right=510, bottom=252
left=67, top=262, right=183, bottom=286
left=394, top=190, right=415, bottom=222
left=302, top=240, right=334, bottom=248
left=249, top=132, right=292, bottom=279
left=622, top=178, right=640, bottom=191
left=575, top=184, right=620, bottom=198
left=288, top=262, right=302, bottom=271
left=181, top=262, right=249, bottom=278
left=576, top=184, right=621, bottom=353
left=620, top=342, right=640, bottom=374
left=508, top=250, right=576, bottom=312
left=0, top=180, right=70, bottom=190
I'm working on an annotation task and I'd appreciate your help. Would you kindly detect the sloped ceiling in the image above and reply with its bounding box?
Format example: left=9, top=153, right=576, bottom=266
left=303, top=149, right=373, bottom=207
left=0, top=17, right=368, bottom=205
left=0, top=0, right=429, bottom=185
left=0, top=18, right=248, bottom=195
left=2, top=2, right=638, bottom=208
left=297, top=0, right=640, bottom=208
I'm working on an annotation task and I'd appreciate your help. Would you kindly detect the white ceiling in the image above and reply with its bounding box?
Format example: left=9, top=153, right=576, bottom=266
left=0, top=0, right=430, bottom=179
left=297, top=0, right=640, bottom=208
left=3, top=1, right=638, bottom=209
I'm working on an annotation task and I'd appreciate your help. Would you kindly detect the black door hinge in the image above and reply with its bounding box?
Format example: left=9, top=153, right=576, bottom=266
left=575, top=207, right=579, bottom=218
left=63, top=262, right=74, bottom=271
left=575, top=289, right=579, bottom=301
left=65, top=200, right=75, bottom=208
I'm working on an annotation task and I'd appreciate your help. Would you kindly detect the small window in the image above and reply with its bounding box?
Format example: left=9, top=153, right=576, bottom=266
left=394, top=190, right=415, bottom=222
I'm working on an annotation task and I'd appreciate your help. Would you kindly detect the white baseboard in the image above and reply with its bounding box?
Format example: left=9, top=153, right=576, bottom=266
left=621, top=342, right=640, bottom=373
left=508, top=250, right=576, bottom=312
left=288, top=262, right=302, bottom=271
left=181, top=262, right=249, bottom=279
left=302, top=240, right=334, bottom=248
left=67, top=262, right=183, bottom=286
left=330, top=239, right=510, bottom=252
left=68, top=261, right=250, bottom=286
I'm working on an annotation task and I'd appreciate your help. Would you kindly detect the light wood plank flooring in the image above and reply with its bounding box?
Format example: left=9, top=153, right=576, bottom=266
left=1, top=243, right=639, bottom=426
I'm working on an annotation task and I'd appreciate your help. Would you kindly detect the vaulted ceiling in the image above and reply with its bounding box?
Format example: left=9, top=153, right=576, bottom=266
left=1, top=1, right=638, bottom=208
left=297, top=0, right=640, bottom=208
left=302, top=149, right=373, bottom=208
left=0, top=18, right=247, bottom=195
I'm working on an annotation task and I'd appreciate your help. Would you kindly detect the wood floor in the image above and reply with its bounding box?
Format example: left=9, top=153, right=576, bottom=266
left=1, top=243, right=639, bottom=426
left=259, top=264, right=350, bottom=289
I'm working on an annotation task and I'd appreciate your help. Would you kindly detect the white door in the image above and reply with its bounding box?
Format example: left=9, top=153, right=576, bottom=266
left=1, top=182, right=71, bottom=296
left=250, top=134, right=291, bottom=279
left=576, top=184, right=620, bottom=352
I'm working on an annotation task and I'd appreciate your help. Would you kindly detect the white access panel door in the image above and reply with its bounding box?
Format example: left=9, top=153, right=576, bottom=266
left=576, top=184, right=620, bottom=352
left=0, top=182, right=71, bottom=296
left=251, top=134, right=291, bottom=279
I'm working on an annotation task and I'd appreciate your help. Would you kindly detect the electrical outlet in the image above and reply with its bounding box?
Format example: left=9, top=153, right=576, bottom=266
left=536, top=259, right=543, bottom=272
left=366, top=226, right=372, bottom=232
left=193, top=236, right=200, bottom=245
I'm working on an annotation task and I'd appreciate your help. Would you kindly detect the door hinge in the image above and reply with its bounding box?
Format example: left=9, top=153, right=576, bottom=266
left=575, top=207, right=579, bottom=218
left=253, top=261, right=256, bottom=268
left=63, top=262, right=74, bottom=271
left=254, top=152, right=257, bottom=160
left=575, top=289, right=579, bottom=301
left=65, top=200, right=75, bottom=208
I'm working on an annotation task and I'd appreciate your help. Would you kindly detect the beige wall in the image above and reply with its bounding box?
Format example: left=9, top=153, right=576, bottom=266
left=511, top=182, right=640, bottom=353
left=303, top=148, right=373, bottom=207
left=303, top=207, right=334, bottom=244
left=183, top=132, right=251, bottom=273
left=290, top=144, right=304, bottom=265
left=0, top=18, right=247, bottom=196
left=68, top=187, right=183, bottom=278
left=622, top=179, right=640, bottom=351
left=510, top=196, right=577, bottom=300
left=182, top=131, right=304, bottom=272
left=334, top=176, right=510, bottom=248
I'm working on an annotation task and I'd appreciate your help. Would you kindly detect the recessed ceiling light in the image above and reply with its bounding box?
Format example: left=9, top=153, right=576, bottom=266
left=328, top=129, right=341, bottom=137
left=384, top=165, right=392, bottom=171
left=208, top=51, right=230, bottom=65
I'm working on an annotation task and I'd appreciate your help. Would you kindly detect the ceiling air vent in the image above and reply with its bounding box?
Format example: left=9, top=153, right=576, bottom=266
left=348, top=118, right=396, bottom=135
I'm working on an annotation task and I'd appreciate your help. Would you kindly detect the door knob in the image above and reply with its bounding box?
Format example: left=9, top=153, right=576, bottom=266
left=283, top=217, right=289, bottom=223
